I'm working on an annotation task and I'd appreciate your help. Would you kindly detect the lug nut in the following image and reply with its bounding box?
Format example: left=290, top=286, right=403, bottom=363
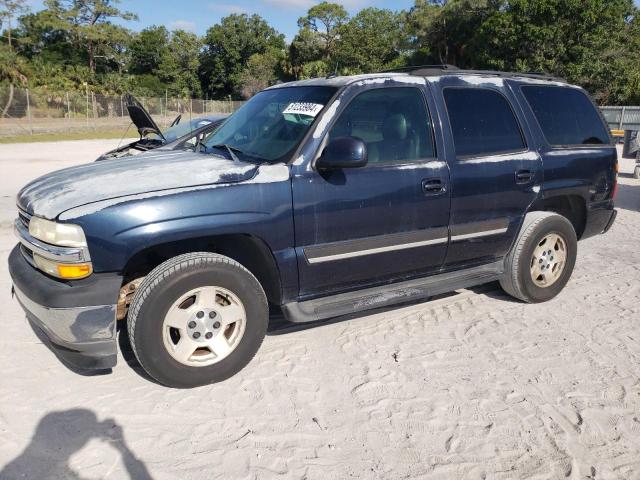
left=196, top=311, right=204, bottom=318
left=205, top=332, right=213, bottom=339
left=213, top=321, right=221, bottom=329
left=209, top=311, right=217, bottom=319
left=193, top=332, right=201, bottom=339
left=188, top=321, right=196, bottom=329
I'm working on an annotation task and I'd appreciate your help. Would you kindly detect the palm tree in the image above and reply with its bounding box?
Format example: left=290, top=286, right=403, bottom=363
left=0, top=45, right=28, bottom=117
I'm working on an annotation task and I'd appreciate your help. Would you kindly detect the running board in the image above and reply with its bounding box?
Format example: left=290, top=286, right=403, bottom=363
left=282, top=261, right=504, bottom=323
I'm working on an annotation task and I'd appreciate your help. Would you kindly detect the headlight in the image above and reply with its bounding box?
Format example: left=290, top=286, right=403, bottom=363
left=29, top=217, right=87, bottom=247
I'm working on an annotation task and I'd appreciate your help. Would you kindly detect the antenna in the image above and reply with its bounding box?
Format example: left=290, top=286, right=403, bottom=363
left=326, top=63, right=339, bottom=79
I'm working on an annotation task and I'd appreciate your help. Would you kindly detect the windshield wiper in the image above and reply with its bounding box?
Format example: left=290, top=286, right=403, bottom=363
left=211, top=144, right=242, bottom=162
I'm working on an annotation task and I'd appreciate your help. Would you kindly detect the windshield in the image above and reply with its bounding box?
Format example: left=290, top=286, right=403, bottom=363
left=202, top=86, right=337, bottom=162
left=148, top=118, right=215, bottom=143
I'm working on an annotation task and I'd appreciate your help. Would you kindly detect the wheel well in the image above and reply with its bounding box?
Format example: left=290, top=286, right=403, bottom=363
left=532, top=195, right=587, bottom=239
left=121, top=234, right=282, bottom=305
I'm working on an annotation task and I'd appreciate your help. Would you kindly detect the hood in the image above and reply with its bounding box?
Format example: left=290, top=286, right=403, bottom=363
left=125, top=94, right=164, bottom=139
left=17, top=150, right=258, bottom=220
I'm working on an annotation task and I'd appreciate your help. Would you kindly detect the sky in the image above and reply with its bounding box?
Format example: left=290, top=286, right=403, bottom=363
left=27, top=0, right=417, bottom=42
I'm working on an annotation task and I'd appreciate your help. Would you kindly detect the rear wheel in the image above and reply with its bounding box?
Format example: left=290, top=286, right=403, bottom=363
left=633, top=165, right=640, bottom=179
left=500, top=212, right=577, bottom=303
left=127, top=252, right=268, bottom=388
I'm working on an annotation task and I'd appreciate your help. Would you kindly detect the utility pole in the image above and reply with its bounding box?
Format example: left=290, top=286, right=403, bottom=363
left=84, top=82, right=89, bottom=128
left=25, top=87, right=32, bottom=135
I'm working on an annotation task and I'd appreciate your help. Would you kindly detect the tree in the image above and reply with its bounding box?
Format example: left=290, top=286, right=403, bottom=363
left=200, top=13, right=285, bottom=98
left=336, top=8, right=408, bottom=73
left=473, top=0, right=640, bottom=103
left=0, top=43, right=28, bottom=116
left=407, top=0, right=498, bottom=67
left=158, top=29, right=202, bottom=98
left=297, top=2, right=348, bottom=63
left=289, top=27, right=326, bottom=79
left=42, top=0, right=137, bottom=73
left=0, top=0, right=28, bottom=47
left=127, top=25, right=168, bottom=75
left=238, top=49, right=284, bottom=98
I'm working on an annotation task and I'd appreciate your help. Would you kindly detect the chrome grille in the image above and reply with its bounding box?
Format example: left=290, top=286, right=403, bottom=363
left=18, top=210, right=31, bottom=229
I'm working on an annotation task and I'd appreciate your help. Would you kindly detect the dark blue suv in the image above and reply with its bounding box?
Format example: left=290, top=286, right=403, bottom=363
left=9, top=67, right=618, bottom=387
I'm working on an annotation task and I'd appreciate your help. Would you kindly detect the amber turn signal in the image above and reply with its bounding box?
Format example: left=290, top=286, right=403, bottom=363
left=57, top=263, right=93, bottom=279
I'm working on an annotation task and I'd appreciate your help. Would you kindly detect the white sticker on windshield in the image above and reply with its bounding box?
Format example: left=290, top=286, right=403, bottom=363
left=282, top=102, right=324, bottom=117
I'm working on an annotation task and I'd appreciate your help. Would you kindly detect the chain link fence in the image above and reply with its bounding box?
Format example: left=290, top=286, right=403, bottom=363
left=0, top=86, right=245, bottom=137
left=2, top=85, right=638, bottom=139
left=601, top=106, right=640, bottom=131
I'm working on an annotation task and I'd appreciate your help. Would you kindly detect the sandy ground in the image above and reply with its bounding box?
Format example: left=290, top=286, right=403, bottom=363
left=0, top=141, right=639, bottom=480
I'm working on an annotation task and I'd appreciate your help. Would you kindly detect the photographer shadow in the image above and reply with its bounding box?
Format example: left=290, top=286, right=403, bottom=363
left=0, top=409, right=152, bottom=480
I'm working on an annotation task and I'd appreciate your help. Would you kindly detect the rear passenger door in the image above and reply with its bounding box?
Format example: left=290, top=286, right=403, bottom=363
left=291, top=83, right=450, bottom=297
left=434, top=77, right=542, bottom=268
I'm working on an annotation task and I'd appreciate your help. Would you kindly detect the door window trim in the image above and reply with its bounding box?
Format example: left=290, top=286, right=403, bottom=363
left=312, top=84, right=439, bottom=171
left=442, top=86, right=529, bottom=160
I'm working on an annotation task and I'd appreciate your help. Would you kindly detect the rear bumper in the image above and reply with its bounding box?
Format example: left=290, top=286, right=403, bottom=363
left=582, top=204, right=617, bottom=239
left=8, top=245, right=121, bottom=370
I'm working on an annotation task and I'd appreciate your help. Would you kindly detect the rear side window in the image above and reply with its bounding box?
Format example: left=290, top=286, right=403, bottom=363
left=444, top=88, right=526, bottom=157
left=522, top=86, right=610, bottom=146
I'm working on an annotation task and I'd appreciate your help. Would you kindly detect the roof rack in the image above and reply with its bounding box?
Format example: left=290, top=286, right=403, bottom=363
left=382, top=64, right=565, bottom=83
left=380, top=64, right=460, bottom=74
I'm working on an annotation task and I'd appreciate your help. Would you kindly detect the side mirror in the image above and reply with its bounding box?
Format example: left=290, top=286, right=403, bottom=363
left=317, top=136, right=367, bottom=170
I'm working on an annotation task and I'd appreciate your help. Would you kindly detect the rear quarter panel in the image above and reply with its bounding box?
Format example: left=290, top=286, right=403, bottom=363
left=508, top=81, right=617, bottom=237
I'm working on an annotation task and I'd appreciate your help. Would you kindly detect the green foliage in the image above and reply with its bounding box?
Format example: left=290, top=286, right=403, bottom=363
left=127, top=25, right=168, bottom=75
left=298, top=2, right=348, bottom=62
left=336, top=8, right=409, bottom=74
left=40, top=0, right=137, bottom=72
left=157, top=30, right=202, bottom=98
left=0, top=0, right=639, bottom=104
left=200, top=14, right=285, bottom=99
left=238, top=49, right=285, bottom=99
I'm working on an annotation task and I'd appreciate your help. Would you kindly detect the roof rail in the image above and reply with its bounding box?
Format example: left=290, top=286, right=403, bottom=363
left=380, top=64, right=459, bottom=74
left=382, top=64, right=565, bottom=83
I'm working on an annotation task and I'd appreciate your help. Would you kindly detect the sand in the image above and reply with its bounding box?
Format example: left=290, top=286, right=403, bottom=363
left=0, top=141, right=639, bottom=479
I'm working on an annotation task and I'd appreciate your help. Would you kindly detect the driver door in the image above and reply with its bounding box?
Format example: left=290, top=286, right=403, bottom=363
left=291, top=84, right=451, bottom=298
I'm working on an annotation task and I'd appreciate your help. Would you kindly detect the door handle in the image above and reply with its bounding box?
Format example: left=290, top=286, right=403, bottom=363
left=422, top=178, right=445, bottom=195
left=515, top=169, right=534, bottom=184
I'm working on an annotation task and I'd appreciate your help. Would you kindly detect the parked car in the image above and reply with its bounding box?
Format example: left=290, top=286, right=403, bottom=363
left=96, top=94, right=227, bottom=161
left=10, top=67, right=618, bottom=388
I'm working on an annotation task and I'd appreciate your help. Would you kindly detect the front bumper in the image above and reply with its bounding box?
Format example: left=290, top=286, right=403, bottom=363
left=8, top=245, right=121, bottom=370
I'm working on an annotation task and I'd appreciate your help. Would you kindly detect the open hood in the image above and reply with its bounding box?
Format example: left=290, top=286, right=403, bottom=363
left=125, top=93, right=165, bottom=141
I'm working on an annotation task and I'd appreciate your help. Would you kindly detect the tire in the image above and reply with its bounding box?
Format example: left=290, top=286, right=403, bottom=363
left=500, top=212, right=577, bottom=303
left=633, top=165, right=640, bottom=179
left=127, top=252, right=268, bottom=388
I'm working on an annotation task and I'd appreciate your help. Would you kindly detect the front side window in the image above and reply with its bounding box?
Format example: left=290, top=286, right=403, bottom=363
left=328, top=87, right=435, bottom=164
left=203, top=86, right=337, bottom=162
left=444, top=88, right=526, bottom=157
left=522, top=86, right=610, bottom=146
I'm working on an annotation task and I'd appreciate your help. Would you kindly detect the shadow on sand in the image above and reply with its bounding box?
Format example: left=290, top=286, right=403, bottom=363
left=0, top=409, right=153, bottom=480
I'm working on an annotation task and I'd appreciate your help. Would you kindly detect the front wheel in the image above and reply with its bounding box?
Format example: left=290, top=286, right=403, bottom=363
left=500, top=212, right=577, bottom=303
left=127, top=252, right=268, bottom=388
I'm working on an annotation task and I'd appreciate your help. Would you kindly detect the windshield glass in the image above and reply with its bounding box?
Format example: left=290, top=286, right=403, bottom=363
left=148, top=118, right=215, bottom=143
left=202, top=86, right=337, bottom=162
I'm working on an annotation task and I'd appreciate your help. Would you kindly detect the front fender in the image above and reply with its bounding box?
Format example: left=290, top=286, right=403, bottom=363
left=62, top=178, right=294, bottom=274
